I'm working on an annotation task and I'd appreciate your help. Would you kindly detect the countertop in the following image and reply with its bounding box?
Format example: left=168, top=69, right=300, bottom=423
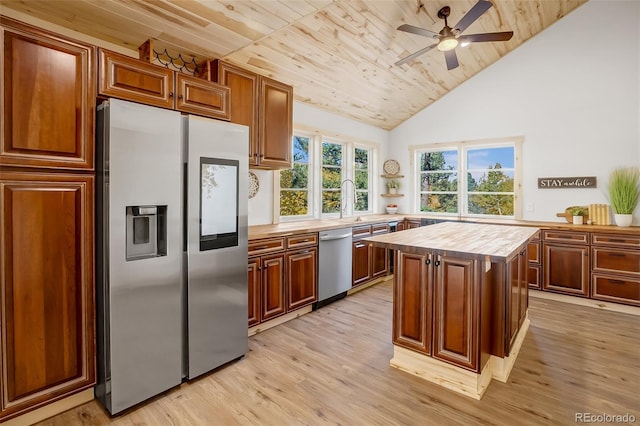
left=248, top=213, right=639, bottom=240
left=362, top=222, right=539, bottom=261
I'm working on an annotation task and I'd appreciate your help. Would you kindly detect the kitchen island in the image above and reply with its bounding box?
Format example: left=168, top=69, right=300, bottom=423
left=364, top=222, right=539, bottom=399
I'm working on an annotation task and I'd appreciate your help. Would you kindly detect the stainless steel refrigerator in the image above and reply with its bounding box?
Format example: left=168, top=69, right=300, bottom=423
left=95, top=99, right=248, bottom=415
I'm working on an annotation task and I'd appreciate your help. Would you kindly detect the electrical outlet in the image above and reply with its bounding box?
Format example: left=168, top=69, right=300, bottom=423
left=526, top=203, right=534, bottom=212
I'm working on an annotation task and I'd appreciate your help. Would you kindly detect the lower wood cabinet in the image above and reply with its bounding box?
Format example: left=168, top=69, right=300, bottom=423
left=590, top=233, right=640, bottom=306
left=543, top=243, right=589, bottom=296
left=432, top=256, right=479, bottom=371
left=507, top=248, right=528, bottom=352
left=248, top=233, right=318, bottom=326
left=352, top=223, right=389, bottom=287
left=393, top=252, right=431, bottom=354
left=0, top=172, right=95, bottom=420
left=286, top=247, right=317, bottom=311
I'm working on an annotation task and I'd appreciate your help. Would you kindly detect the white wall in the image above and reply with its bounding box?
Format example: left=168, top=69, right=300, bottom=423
left=390, top=0, right=640, bottom=225
left=248, top=101, right=390, bottom=225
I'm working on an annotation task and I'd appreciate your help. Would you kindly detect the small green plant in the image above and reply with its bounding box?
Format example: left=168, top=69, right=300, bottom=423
left=608, top=166, right=640, bottom=214
left=570, top=206, right=588, bottom=216
left=387, top=179, right=400, bottom=189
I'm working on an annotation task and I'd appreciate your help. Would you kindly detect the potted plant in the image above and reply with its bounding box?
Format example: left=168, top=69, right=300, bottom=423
left=387, top=179, right=400, bottom=195
left=608, top=166, right=640, bottom=227
left=570, top=206, right=588, bottom=225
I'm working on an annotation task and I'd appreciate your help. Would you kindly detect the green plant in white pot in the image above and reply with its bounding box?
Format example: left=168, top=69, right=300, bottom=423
left=608, top=166, right=640, bottom=227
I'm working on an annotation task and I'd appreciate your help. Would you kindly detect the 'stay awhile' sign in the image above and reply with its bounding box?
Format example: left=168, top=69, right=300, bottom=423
left=538, top=176, right=597, bottom=189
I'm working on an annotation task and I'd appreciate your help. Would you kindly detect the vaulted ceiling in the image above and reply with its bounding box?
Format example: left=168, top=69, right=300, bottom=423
left=3, top=0, right=586, bottom=130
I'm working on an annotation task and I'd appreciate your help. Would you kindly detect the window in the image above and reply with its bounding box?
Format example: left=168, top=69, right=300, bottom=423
left=415, top=140, right=520, bottom=218
left=354, top=147, right=371, bottom=212
left=280, top=135, right=310, bottom=217
left=321, top=141, right=343, bottom=214
left=279, top=133, right=377, bottom=220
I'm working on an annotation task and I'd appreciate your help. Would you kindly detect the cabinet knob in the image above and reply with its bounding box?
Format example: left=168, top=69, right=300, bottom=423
left=178, top=94, right=183, bottom=100
left=425, top=259, right=431, bottom=265
left=260, top=154, right=265, bottom=159
left=434, top=260, right=441, bottom=267
left=169, top=92, right=174, bottom=97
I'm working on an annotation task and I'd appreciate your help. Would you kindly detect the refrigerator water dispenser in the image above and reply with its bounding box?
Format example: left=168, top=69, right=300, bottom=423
left=125, top=206, right=167, bottom=260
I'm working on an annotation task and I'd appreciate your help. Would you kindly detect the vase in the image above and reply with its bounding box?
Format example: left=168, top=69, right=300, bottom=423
left=614, top=214, right=633, bottom=227
left=572, top=216, right=583, bottom=225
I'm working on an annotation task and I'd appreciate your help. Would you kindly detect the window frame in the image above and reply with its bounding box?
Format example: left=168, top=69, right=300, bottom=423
left=278, top=131, right=315, bottom=221
left=277, top=132, right=377, bottom=222
left=411, top=137, right=522, bottom=219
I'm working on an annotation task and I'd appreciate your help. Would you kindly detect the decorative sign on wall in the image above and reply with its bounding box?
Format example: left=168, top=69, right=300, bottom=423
left=537, top=176, right=597, bottom=189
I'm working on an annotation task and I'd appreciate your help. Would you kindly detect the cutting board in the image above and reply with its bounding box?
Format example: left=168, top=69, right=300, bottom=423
left=555, top=206, right=589, bottom=223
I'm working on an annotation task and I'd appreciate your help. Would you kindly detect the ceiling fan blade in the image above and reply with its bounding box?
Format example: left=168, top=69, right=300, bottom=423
left=459, top=31, right=514, bottom=43
left=444, top=49, right=459, bottom=70
left=395, top=44, right=438, bottom=66
left=453, top=0, right=493, bottom=34
left=397, top=24, right=439, bottom=39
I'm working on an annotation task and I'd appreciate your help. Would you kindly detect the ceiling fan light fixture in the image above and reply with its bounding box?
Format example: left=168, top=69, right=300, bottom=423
left=437, top=37, right=458, bottom=51
left=460, top=40, right=471, bottom=47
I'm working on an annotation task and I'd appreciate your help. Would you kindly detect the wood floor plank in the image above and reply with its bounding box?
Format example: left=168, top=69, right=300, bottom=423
left=36, top=282, right=640, bottom=425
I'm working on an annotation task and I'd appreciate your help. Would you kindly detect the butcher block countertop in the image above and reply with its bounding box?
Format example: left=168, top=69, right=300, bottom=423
left=363, top=222, right=539, bottom=261
left=249, top=214, right=639, bottom=240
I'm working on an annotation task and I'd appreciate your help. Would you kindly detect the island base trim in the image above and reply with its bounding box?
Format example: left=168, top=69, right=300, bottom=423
left=390, top=315, right=530, bottom=399
left=491, top=315, right=530, bottom=383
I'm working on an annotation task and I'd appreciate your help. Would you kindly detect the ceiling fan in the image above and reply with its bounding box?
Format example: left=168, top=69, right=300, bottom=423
left=395, top=0, right=513, bottom=70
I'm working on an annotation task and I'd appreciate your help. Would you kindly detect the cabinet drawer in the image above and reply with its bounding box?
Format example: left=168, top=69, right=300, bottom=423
left=592, top=248, right=640, bottom=276
left=371, top=223, right=390, bottom=235
left=592, top=274, right=640, bottom=306
left=248, top=237, right=285, bottom=256
left=99, top=49, right=174, bottom=109
left=527, top=241, right=540, bottom=264
left=543, top=230, right=589, bottom=245
left=286, top=233, right=317, bottom=249
left=352, top=225, right=371, bottom=239
left=591, top=233, right=640, bottom=249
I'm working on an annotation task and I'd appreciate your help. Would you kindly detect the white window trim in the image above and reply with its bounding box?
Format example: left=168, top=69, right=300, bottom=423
left=409, top=136, right=523, bottom=219
left=276, top=132, right=379, bottom=222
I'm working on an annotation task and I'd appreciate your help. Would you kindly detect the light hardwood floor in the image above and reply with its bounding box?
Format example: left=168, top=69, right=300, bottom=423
left=37, top=282, right=640, bottom=425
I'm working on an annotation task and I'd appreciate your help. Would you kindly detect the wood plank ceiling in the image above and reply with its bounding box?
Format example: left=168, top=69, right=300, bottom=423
left=3, top=0, right=586, bottom=130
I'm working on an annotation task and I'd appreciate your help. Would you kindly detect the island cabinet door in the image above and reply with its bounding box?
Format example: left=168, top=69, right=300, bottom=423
left=432, top=256, right=480, bottom=372
left=393, top=252, right=431, bottom=355
left=506, top=249, right=528, bottom=353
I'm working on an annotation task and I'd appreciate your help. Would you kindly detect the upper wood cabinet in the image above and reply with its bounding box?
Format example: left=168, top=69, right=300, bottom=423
left=213, top=61, right=292, bottom=169
left=99, top=49, right=230, bottom=121
left=0, top=171, right=95, bottom=421
left=1, top=17, right=95, bottom=170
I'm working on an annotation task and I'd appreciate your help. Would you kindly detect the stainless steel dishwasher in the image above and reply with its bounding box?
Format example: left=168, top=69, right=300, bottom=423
left=315, top=227, right=353, bottom=309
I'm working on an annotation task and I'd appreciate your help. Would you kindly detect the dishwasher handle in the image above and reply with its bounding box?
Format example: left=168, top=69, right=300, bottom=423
left=319, top=232, right=352, bottom=241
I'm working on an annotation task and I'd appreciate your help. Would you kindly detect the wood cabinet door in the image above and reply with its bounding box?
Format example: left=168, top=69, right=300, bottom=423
left=371, top=245, right=389, bottom=279
left=393, top=252, right=431, bottom=354
left=213, top=61, right=258, bottom=164
left=0, top=172, right=94, bottom=419
left=286, top=248, right=317, bottom=311
left=433, top=256, right=479, bottom=371
left=352, top=240, right=371, bottom=287
left=176, top=73, right=230, bottom=120
left=543, top=243, right=589, bottom=296
left=528, top=265, right=541, bottom=289
left=518, top=249, right=528, bottom=326
left=507, top=255, right=520, bottom=351
left=260, top=253, right=286, bottom=321
left=257, top=76, right=292, bottom=169
left=247, top=257, right=261, bottom=327
left=1, top=18, right=95, bottom=170
left=98, top=49, right=174, bottom=109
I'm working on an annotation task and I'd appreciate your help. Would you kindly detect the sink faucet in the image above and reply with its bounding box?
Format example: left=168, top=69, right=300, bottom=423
left=339, top=179, right=357, bottom=219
